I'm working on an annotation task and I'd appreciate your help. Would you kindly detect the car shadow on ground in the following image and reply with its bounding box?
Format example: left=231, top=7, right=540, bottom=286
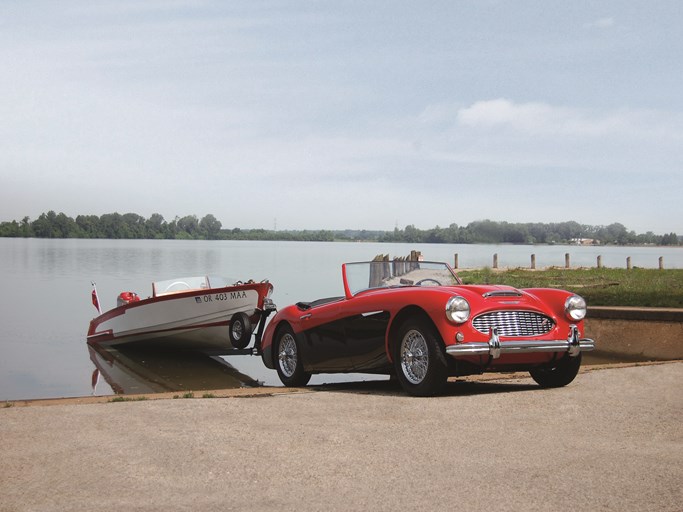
left=310, top=377, right=539, bottom=397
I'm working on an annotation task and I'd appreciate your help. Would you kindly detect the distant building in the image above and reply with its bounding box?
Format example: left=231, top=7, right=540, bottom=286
left=571, top=238, right=598, bottom=246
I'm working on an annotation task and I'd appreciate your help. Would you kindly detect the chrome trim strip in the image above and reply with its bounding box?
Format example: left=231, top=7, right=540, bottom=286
left=446, top=325, right=595, bottom=359
left=483, top=291, right=523, bottom=298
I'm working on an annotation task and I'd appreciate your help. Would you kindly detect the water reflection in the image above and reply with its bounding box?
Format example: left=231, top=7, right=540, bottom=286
left=88, top=342, right=262, bottom=395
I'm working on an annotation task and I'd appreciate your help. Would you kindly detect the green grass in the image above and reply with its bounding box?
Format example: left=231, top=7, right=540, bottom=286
left=109, top=396, right=148, bottom=403
left=170, top=392, right=218, bottom=399
left=457, top=267, right=683, bottom=308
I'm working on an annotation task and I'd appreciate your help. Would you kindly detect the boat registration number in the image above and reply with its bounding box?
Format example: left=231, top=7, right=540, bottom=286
left=196, top=291, right=248, bottom=303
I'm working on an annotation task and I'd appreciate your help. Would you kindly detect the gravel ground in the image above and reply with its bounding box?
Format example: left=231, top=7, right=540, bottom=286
left=1, top=362, right=681, bottom=512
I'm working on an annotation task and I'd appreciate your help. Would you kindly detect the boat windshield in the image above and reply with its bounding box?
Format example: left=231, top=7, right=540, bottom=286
left=343, top=261, right=461, bottom=297
left=152, top=276, right=239, bottom=297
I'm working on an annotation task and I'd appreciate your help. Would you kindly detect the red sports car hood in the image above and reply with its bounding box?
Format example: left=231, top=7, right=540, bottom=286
left=454, top=284, right=550, bottom=310
left=459, top=284, right=523, bottom=295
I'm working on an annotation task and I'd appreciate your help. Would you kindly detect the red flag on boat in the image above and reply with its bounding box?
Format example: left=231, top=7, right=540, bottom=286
left=91, top=282, right=103, bottom=314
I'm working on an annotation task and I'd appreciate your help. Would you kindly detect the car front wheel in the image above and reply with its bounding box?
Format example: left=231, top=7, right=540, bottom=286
left=393, top=318, right=448, bottom=396
left=529, top=352, right=582, bottom=388
left=274, top=326, right=311, bottom=387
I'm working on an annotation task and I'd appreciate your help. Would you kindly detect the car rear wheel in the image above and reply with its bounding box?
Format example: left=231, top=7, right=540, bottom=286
left=393, top=317, right=448, bottom=396
left=229, top=312, right=252, bottom=349
left=275, top=326, right=311, bottom=387
left=529, top=352, right=582, bottom=388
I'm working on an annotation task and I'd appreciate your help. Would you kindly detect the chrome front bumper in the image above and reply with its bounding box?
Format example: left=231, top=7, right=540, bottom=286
left=445, top=325, right=595, bottom=360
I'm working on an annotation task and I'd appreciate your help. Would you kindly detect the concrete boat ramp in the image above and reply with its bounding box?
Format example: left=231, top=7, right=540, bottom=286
left=1, top=362, right=681, bottom=512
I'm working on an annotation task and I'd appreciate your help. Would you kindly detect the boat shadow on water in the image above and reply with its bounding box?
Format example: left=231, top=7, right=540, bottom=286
left=88, top=342, right=262, bottom=396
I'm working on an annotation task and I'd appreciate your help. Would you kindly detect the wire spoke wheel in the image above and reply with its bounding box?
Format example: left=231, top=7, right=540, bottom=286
left=400, top=329, right=429, bottom=384
left=274, top=326, right=311, bottom=387
left=393, top=317, right=448, bottom=396
left=278, top=333, right=298, bottom=378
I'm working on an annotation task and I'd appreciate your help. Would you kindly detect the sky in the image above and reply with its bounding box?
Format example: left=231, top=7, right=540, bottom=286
left=1, top=1, right=682, bottom=234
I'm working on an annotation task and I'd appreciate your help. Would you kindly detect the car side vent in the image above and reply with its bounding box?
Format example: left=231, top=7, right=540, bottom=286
left=472, top=311, right=555, bottom=337
left=483, top=290, right=523, bottom=298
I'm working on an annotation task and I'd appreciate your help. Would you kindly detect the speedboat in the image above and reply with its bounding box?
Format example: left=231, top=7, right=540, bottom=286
left=87, top=276, right=275, bottom=352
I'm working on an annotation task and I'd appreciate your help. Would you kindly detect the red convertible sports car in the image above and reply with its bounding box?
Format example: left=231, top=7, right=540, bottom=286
left=260, top=261, right=595, bottom=396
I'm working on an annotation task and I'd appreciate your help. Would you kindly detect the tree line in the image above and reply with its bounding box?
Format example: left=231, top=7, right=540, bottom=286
left=379, top=220, right=681, bottom=246
left=0, top=212, right=679, bottom=246
left=0, top=212, right=224, bottom=240
left=0, top=211, right=335, bottom=241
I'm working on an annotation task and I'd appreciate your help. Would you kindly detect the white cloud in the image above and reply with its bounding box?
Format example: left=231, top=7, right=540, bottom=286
left=417, top=99, right=683, bottom=175
left=455, top=98, right=642, bottom=137
left=456, top=99, right=565, bottom=133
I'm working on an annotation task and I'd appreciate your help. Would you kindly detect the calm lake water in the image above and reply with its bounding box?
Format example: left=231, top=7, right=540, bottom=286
left=1, top=238, right=681, bottom=401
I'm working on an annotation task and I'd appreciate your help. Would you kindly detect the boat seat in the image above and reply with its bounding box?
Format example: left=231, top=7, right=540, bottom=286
left=296, top=296, right=344, bottom=310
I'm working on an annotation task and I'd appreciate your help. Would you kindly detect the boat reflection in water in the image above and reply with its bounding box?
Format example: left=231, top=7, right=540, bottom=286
left=88, top=342, right=262, bottom=395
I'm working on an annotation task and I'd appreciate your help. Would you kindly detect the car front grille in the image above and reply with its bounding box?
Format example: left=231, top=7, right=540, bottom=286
left=472, top=311, right=555, bottom=337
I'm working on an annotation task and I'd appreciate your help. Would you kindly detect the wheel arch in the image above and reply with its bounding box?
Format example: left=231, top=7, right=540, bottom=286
left=267, top=318, right=307, bottom=369
left=269, top=319, right=293, bottom=369
left=386, top=305, right=440, bottom=363
left=261, top=318, right=291, bottom=369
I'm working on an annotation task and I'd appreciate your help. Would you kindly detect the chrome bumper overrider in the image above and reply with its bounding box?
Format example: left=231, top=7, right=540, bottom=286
left=445, top=325, right=595, bottom=360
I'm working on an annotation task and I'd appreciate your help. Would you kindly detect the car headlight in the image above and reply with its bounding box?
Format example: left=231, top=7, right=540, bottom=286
left=565, top=295, right=587, bottom=321
left=446, top=296, right=470, bottom=324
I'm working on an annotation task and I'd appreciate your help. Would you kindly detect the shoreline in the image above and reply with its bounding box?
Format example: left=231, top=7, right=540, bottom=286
left=4, top=360, right=678, bottom=408
left=1, top=235, right=681, bottom=248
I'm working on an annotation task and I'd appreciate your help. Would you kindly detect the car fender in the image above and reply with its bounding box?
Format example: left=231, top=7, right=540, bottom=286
left=260, top=306, right=301, bottom=369
left=523, top=287, right=577, bottom=310
left=262, top=318, right=311, bottom=371
left=385, top=305, right=446, bottom=364
left=261, top=302, right=339, bottom=369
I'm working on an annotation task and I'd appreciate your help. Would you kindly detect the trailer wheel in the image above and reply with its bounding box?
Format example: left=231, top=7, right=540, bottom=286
left=229, top=312, right=252, bottom=349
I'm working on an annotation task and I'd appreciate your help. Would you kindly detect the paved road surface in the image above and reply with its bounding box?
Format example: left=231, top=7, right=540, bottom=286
left=1, top=362, right=681, bottom=512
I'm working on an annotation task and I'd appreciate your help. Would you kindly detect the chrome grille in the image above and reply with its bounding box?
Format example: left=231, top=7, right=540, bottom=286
left=472, top=311, right=555, bottom=337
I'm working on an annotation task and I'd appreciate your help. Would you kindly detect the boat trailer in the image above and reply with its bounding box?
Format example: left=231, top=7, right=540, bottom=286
left=222, top=299, right=276, bottom=357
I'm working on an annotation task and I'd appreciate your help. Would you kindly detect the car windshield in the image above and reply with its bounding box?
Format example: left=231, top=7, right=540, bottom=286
left=343, top=261, right=460, bottom=296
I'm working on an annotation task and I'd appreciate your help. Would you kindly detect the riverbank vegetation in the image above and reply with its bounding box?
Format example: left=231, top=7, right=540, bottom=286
left=457, top=267, right=683, bottom=308
left=0, top=211, right=680, bottom=246
left=0, top=211, right=337, bottom=241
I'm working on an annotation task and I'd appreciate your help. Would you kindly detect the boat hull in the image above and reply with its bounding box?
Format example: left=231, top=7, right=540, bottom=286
left=87, top=282, right=272, bottom=351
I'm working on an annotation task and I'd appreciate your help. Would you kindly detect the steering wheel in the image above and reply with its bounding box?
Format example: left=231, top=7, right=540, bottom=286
left=415, top=278, right=442, bottom=286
